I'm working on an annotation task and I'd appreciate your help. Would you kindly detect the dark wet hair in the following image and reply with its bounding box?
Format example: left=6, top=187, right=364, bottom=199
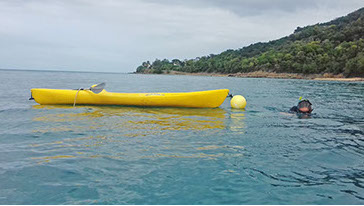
left=298, top=100, right=313, bottom=113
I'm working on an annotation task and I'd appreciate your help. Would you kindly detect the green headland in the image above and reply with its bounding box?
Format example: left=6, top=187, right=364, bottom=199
left=136, top=7, right=364, bottom=80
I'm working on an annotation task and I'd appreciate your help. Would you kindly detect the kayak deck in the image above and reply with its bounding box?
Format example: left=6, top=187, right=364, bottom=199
left=31, top=89, right=229, bottom=108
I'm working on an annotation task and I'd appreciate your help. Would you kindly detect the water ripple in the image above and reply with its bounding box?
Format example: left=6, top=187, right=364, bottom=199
left=1, top=71, right=364, bottom=204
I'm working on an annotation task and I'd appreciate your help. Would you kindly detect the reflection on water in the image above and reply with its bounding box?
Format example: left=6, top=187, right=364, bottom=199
left=30, top=105, right=246, bottom=164
left=228, top=109, right=246, bottom=133
left=32, top=105, right=227, bottom=132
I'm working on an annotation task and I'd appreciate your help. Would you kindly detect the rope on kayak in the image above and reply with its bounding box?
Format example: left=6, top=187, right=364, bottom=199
left=73, top=83, right=104, bottom=107
left=73, top=88, right=83, bottom=107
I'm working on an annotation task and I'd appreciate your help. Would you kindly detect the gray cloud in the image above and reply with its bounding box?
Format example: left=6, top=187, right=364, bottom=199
left=142, top=0, right=363, bottom=17
left=0, top=0, right=362, bottom=72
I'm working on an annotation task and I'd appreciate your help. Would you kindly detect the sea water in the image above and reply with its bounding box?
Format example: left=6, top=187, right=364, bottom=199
left=0, top=69, right=364, bottom=204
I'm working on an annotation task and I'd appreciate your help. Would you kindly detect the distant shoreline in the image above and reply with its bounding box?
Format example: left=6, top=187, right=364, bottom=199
left=0, top=68, right=127, bottom=74
left=137, top=71, right=364, bottom=82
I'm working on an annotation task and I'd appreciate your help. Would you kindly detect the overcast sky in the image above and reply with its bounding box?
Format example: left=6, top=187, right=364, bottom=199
left=0, top=0, right=363, bottom=72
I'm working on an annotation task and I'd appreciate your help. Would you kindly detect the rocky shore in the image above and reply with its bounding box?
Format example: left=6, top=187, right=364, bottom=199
left=158, top=71, right=364, bottom=82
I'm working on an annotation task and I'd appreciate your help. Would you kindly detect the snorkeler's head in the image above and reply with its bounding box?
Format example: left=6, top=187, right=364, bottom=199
left=297, top=100, right=313, bottom=113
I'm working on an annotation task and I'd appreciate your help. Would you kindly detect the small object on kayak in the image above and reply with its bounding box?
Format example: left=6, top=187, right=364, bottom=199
left=230, top=95, right=247, bottom=109
left=73, top=83, right=106, bottom=107
left=89, top=83, right=105, bottom=94
left=30, top=85, right=229, bottom=108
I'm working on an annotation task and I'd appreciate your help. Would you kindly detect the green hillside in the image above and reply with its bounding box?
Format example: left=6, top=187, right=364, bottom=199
left=136, top=8, right=364, bottom=77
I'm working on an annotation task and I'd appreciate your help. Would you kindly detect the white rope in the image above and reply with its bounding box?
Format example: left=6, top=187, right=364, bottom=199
left=73, top=88, right=82, bottom=107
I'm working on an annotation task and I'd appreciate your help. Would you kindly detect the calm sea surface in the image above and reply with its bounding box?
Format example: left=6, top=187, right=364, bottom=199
left=0, top=69, right=364, bottom=204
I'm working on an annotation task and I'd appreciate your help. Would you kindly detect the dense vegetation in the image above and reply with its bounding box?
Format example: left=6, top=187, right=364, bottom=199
left=136, top=8, right=364, bottom=77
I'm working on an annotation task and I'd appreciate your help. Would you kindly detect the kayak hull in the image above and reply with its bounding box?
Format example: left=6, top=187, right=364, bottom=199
left=31, top=89, right=229, bottom=108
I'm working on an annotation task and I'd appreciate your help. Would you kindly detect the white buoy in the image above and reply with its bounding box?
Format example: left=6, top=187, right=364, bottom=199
left=230, top=95, right=247, bottom=109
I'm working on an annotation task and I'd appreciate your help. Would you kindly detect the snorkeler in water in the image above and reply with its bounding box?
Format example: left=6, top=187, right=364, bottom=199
left=290, top=98, right=313, bottom=114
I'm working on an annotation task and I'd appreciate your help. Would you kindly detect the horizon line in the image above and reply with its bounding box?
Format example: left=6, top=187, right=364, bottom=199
left=0, top=67, right=134, bottom=74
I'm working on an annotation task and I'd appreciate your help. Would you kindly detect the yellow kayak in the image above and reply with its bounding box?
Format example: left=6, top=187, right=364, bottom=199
left=30, top=88, right=229, bottom=108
